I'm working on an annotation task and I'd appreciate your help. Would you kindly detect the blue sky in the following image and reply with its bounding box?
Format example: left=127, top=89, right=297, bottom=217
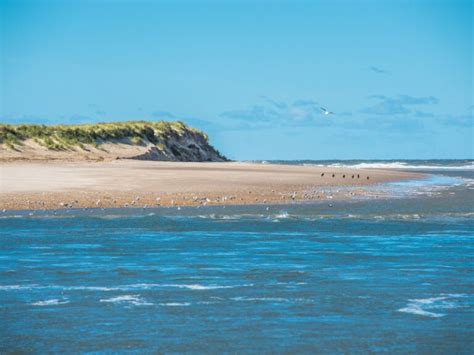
left=1, top=0, right=472, bottom=159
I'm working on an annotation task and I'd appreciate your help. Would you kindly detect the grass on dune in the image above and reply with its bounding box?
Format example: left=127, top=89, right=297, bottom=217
left=0, top=121, right=207, bottom=151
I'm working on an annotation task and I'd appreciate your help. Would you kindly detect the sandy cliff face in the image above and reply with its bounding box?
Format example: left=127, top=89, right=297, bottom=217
left=0, top=121, right=228, bottom=162
left=126, top=128, right=226, bottom=162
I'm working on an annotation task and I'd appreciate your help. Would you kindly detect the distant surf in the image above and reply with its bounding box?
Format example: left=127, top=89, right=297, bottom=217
left=253, top=159, right=474, bottom=171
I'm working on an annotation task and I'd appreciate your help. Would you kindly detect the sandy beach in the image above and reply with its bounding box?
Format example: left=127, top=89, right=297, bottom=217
left=0, top=160, right=422, bottom=211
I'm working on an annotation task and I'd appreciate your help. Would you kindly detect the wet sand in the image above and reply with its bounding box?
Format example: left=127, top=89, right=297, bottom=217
left=0, top=160, right=422, bottom=210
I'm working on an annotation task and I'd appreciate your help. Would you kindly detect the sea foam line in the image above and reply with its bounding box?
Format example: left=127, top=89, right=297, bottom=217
left=31, top=298, right=70, bottom=306
left=0, top=283, right=254, bottom=292
left=304, top=162, right=474, bottom=170
left=100, top=294, right=153, bottom=306
left=397, top=294, right=467, bottom=318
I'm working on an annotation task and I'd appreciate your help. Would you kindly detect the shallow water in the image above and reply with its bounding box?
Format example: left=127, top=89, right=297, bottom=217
left=0, top=168, right=473, bottom=353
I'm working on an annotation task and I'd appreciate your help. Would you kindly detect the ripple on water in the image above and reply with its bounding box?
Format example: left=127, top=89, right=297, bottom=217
left=397, top=294, right=468, bottom=318
left=31, top=299, right=70, bottom=306
left=99, top=295, right=153, bottom=306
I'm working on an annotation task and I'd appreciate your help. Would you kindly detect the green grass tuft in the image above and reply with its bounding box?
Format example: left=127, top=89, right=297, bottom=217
left=0, top=120, right=227, bottom=160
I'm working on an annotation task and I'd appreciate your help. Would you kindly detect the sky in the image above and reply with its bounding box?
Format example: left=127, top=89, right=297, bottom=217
left=1, top=0, right=472, bottom=160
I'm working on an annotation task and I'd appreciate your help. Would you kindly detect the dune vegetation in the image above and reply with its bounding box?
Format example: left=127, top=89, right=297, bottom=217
left=1, top=121, right=201, bottom=149
left=0, top=121, right=227, bottom=161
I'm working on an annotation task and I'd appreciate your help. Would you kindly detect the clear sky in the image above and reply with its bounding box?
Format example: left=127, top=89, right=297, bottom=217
left=1, top=0, right=472, bottom=159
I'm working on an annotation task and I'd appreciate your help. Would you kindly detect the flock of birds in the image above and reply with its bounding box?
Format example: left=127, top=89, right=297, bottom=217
left=321, top=172, right=369, bottom=180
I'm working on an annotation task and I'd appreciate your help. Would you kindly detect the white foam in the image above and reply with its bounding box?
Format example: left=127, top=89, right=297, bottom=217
left=0, top=284, right=38, bottom=290
left=232, top=297, right=290, bottom=302
left=158, top=302, right=191, bottom=307
left=100, top=294, right=153, bottom=306
left=65, top=286, right=121, bottom=291
left=397, top=294, right=466, bottom=318
left=369, top=175, right=472, bottom=199
left=274, top=211, right=289, bottom=219
left=163, top=284, right=246, bottom=290
left=398, top=305, right=445, bottom=318
left=31, top=298, right=69, bottom=306
left=305, top=162, right=474, bottom=170
left=0, top=283, right=253, bottom=292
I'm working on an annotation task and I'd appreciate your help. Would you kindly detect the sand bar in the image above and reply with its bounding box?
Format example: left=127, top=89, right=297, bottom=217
left=0, top=160, right=422, bottom=210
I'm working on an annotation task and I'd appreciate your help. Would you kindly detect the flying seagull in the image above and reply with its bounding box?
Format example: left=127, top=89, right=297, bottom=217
left=320, top=107, right=334, bottom=115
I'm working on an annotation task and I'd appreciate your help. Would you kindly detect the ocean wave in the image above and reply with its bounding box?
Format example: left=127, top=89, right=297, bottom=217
left=31, top=298, right=70, bottom=306
left=0, top=284, right=39, bottom=290
left=161, top=283, right=252, bottom=290
left=182, top=211, right=474, bottom=223
left=366, top=175, right=473, bottom=199
left=96, top=212, right=156, bottom=220
left=397, top=294, right=467, bottom=318
left=0, top=283, right=253, bottom=292
left=273, top=211, right=290, bottom=219
left=197, top=214, right=250, bottom=220
left=231, top=297, right=290, bottom=302
left=158, top=302, right=191, bottom=306
left=303, top=162, right=474, bottom=170
left=231, top=296, right=313, bottom=303
left=100, top=294, right=153, bottom=306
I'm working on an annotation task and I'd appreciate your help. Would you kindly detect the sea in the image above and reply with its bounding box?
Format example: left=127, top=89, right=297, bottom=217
left=1, top=159, right=473, bottom=353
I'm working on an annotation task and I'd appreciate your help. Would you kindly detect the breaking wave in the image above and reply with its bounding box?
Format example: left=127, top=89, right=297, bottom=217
left=31, top=298, right=70, bottom=306
left=397, top=294, right=468, bottom=318
left=100, top=295, right=153, bottom=306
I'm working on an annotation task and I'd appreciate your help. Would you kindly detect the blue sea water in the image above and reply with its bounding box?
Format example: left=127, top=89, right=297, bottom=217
left=0, top=161, right=473, bottom=353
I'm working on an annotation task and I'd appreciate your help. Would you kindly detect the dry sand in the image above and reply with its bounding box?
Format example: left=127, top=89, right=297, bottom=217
left=0, top=160, right=422, bottom=211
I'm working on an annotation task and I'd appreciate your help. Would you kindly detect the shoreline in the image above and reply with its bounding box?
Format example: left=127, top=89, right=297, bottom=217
left=0, top=160, right=423, bottom=211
